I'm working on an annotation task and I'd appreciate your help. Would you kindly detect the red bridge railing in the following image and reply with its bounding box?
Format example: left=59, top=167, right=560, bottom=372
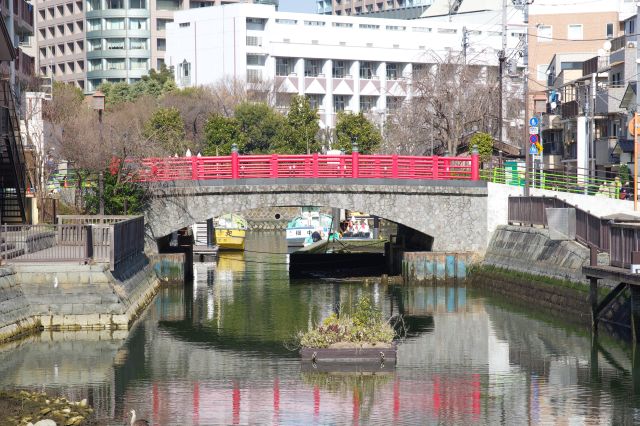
left=133, top=153, right=480, bottom=182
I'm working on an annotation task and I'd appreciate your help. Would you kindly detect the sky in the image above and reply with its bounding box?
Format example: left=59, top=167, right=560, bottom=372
left=278, top=0, right=316, bottom=13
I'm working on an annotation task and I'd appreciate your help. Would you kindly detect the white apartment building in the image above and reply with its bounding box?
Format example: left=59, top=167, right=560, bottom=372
left=166, top=3, right=524, bottom=128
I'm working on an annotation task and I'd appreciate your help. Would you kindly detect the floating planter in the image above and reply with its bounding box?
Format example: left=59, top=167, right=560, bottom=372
left=296, top=296, right=398, bottom=366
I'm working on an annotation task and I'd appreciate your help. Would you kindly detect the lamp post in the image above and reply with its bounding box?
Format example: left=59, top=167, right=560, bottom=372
left=92, top=91, right=105, bottom=215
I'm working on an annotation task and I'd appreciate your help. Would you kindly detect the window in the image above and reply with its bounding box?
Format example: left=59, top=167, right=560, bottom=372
left=156, top=0, right=180, bottom=10
left=156, top=19, right=172, bottom=31
left=105, top=18, right=124, bottom=30
left=305, top=59, right=322, bottom=77
left=247, top=69, right=262, bottom=81
left=129, top=18, right=147, bottom=30
left=332, top=22, right=352, bottom=28
left=360, top=96, right=376, bottom=112
left=412, top=26, right=431, bottom=32
left=106, top=58, right=125, bottom=70
left=87, top=0, right=101, bottom=11
left=386, top=25, right=405, bottom=31
left=130, top=58, right=148, bottom=70
left=276, top=57, right=293, bottom=76
left=246, top=54, right=265, bottom=66
left=105, top=0, right=123, bottom=9
left=387, top=97, right=403, bottom=112
left=307, top=94, right=323, bottom=110
left=275, top=19, right=297, bottom=25
left=333, top=60, right=348, bottom=78
left=157, top=38, right=166, bottom=51
left=386, top=63, right=399, bottom=80
left=246, top=17, right=266, bottom=30
left=157, top=58, right=165, bottom=69
left=607, top=23, right=614, bottom=39
left=246, top=36, right=260, bottom=46
left=334, top=95, right=347, bottom=112
left=360, top=61, right=375, bottom=79
left=630, top=19, right=635, bottom=35
left=179, top=22, right=190, bottom=28
left=129, top=38, right=147, bottom=49
left=359, top=23, right=379, bottom=30
left=106, top=38, right=125, bottom=49
left=129, top=0, right=145, bottom=8
left=567, top=24, right=583, bottom=40
left=88, top=59, right=102, bottom=71
left=437, top=28, right=457, bottom=34
left=536, top=63, right=549, bottom=81
left=304, top=20, right=325, bottom=26
left=88, top=39, right=102, bottom=51
left=537, top=25, right=552, bottom=42
left=87, top=19, right=101, bottom=31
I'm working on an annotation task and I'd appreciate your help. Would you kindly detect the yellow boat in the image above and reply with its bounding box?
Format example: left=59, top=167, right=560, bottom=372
left=214, top=213, right=248, bottom=251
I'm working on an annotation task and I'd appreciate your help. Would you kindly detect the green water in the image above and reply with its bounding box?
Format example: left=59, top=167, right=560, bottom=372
left=0, top=231, right=638, bottom=425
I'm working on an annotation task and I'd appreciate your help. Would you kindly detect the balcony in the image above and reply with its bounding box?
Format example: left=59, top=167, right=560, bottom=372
left=582, top=56, right=609, bottom=75
left=15, top=48, right=34, bottom=76
left=541, top=113, right=561, bottom=131
left=13, top=0, right=33, bottom=33
left=561, top=100, right=579, bottom=119
left=595, top=86, right=626, bottom=115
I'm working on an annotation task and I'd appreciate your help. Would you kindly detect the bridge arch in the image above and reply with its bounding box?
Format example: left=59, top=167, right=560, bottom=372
left=145, top=179, right=488, bottom=252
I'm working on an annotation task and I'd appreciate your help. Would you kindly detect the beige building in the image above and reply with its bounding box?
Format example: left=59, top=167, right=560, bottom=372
left=317, top=0, right=433, bottom=16
left=528, top=0, right=635, bottom=113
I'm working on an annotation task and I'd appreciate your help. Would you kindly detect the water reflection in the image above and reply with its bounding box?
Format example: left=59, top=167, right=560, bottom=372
left=0, top=232, right=639, bottom=424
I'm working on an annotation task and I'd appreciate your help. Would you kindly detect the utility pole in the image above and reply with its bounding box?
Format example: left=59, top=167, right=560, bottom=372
left=498, top=0, right=507, bottom=148
left=591, top=71, right=596, bottom=181
left=522, top=0, right=531, bottom=196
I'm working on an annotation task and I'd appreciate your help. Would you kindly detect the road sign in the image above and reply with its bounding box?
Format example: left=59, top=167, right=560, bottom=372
left=529, top=134, right=538, bottom=144
left=529, top=126, right=539, bottom=134
left=529, top=117, right=539, bottom=127
left=529, top=144, right=538, bottom=155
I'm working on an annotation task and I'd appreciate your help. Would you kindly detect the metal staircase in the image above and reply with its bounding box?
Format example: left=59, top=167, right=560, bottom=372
left=0, top=78, right=27, bottom=224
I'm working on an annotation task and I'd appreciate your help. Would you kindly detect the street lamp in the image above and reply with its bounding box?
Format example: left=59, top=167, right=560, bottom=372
left=92, top=90, right=105, bottom=215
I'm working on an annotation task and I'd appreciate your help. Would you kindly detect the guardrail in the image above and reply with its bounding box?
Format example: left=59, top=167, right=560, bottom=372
left=131, top=153, right=480, bottom=182
left=0, top=216, right=145, bottom=271
left=506, top=196, right=640, bottom=268
left=484, top=167, right=624, bottom=198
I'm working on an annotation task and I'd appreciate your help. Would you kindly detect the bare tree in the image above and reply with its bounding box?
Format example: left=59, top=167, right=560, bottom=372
left=382, top=51, right=504, bottom=156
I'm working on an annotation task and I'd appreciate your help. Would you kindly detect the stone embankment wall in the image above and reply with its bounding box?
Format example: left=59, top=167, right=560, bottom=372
left=0, top=254, right=181, bottom=343
left=0, top=268, right=39, bottom=343
left=483, top=225, right=589, bottom=284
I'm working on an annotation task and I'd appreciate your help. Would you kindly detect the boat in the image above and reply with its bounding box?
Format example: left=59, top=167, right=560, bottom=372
left=214, top=213, right=248, bottom=250
left=286, top=210, right=333, bottom=247
left=340, top=211, right=375, bottom=240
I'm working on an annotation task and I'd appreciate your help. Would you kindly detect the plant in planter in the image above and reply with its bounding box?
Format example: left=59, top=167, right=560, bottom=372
left=298, top=296, right=396, bottom=349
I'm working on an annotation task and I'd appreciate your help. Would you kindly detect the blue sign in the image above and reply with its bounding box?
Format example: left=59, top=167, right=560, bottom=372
left=529, top=144, right=538, bottom=155
left=529, top=117, right=539, bottom=127
left=529, top=134, right=538, bottom=144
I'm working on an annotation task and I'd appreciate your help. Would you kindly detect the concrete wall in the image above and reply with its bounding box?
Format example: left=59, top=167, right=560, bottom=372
left=486, top=182, right=640, bottom=246
left=402, top=251, right=475, bottom=283
left=483, top=225, right=589, bottom=284
left=146, top=179, right=488, bottom=252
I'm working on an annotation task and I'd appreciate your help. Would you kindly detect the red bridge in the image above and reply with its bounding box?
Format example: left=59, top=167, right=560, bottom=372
left=134, top=152, right=480, bottom=182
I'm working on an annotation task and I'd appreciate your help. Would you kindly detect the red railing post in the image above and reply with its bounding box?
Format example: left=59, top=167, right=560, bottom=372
left=432, top=156, right=439, bottom=180
left=231, top=145, right=239, bottom=179
left=471, top=146, right=480, bottom=181
left=270, top=154, right=278, bottom=178
left=191, top=156, right=198, bottom=180
left=312, top=153, right=319, bottom=178
left=391, top=154, right=398, bottom=178
left=352, top=146, right=359, bottom=178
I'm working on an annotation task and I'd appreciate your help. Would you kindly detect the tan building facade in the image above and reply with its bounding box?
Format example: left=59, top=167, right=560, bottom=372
left=528, top=1, right=634, bottom=113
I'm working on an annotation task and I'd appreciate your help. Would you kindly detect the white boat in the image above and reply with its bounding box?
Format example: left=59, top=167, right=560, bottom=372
left=286, top=210, right=333, bottom=247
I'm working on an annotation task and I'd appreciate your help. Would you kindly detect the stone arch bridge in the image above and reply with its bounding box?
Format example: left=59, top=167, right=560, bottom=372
left=145, top=178, right=488, bottom=252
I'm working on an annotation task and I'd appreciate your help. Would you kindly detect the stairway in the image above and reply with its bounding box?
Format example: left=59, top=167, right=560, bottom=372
left=0, top=78, right=27, bottom=224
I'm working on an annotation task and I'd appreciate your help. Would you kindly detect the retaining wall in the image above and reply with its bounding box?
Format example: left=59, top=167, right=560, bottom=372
left=483, top=225, right=589, bottom=284
left=0, top=254, right=182, bottom=342
left=402, top=252, right=476, bottom=284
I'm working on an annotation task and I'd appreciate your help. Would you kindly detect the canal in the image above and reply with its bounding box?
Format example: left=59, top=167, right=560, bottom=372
left=1, top=232, right=639, bottom=424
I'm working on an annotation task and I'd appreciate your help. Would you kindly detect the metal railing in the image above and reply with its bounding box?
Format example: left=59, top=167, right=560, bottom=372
left=131, top=153, right=480, bottom=182
left=506, top=196, right=640, bottom=268
left=0, top=216, right=145, bottom=271
left=483, top=166, right=624, bottom=198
